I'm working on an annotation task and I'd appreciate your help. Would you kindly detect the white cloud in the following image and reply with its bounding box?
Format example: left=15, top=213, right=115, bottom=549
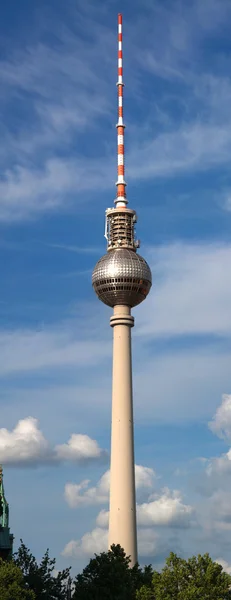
left=135, top=465, right=156, bottom=489
left=64, top=465, right=156, bottom=508
left=215, top=558, right=231, bottom=575
left=96, top=509, right=109, bottom=528
left=62, top=528, right=108, bottom=558
left=201, top=396, right=231, bottom=481
left=209, top=395, right=231, bottom=442
left=63, top=465, right=194, bottom=560
left=54, top=433, right=104, bottom=465
left=62, top=525, right=160, bottom=559
left=62, top=474, right=231, bottom=560
left=0, top=417, right=104, bottom=466
left=137, top=488, right=194, bottom=528
left=55, top=434, right=104, bottom=461
left=64, top=471, right=109, bottom=508
left=204, top=449, right=231, bottom=482
left=0, top=417, right=50, bottom=465
left=96, top=488, right=194, bottom=530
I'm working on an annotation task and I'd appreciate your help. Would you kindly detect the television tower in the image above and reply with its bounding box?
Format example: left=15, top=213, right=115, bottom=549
left=92, top=14, right=152, bottom=566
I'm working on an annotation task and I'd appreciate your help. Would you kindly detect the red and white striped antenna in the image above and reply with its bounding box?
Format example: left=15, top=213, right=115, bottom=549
left=115, top=13, right=127, bottom=208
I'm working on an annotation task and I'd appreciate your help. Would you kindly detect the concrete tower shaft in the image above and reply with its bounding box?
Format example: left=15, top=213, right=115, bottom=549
left=92, top=13, right=152, bottom=566
left=109, top=305, right=137, bottom=559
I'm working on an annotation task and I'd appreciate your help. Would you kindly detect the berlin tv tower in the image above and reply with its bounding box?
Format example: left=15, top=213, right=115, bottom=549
left=92, top=14, right=152, bottom=566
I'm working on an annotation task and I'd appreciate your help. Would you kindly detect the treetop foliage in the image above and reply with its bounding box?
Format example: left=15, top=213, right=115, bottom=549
left=0, top=539, right=230, bottom=599
left=137, top=552, right=231, bottom=600
left=0, top=557, right=35, bottom=600
left=14, top=540, right=71, bottom=600
left=73, top=544, right=152, bottom=600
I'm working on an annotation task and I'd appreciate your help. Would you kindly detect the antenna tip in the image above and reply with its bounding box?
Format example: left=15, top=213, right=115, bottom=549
left=118, top=14, right=122, bottom=24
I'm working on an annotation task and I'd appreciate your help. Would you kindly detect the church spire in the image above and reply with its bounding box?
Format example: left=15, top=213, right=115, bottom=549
left=0, top=467, right=9, bottom=529
left=0, top=466, right=13, bottom=559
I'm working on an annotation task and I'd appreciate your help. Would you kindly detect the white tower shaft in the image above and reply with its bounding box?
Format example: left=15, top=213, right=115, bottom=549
left=108, top=305, right=138, bottom=565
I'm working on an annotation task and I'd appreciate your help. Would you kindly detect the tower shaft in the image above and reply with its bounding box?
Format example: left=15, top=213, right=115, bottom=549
left=109, top=305, right=137, bottom=565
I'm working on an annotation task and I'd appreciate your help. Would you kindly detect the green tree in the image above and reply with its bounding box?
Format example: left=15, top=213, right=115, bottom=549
left=73, top=544, right=153, bottom=600
left=136, top=587, right=154, bottom=600
left=0, top=557, right=35, bottom=600
left=14, top=540, right=71, bottom=599
left=132, top=562, right=153, bottom=592
left=136, top=552, right=231, bottom=600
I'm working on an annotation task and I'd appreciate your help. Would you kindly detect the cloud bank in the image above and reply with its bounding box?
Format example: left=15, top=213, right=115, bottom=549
left=0, top=417, right=105, bottom=466
left=209, top=395, right=231, bottom=442
left=63, top=465, right=194, bottom=558
left=64, top=465, right=156, bottom=508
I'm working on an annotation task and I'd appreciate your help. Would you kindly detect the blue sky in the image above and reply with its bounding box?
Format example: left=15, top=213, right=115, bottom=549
left=1, top=0, right=231, bottom=578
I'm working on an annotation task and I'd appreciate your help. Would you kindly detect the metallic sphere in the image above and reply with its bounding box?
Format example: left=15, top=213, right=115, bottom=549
left=92, top=248, right=152, bottom=308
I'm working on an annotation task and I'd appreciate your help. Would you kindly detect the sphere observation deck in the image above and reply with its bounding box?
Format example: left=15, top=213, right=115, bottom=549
left=92, top=248, right=152, bottom=308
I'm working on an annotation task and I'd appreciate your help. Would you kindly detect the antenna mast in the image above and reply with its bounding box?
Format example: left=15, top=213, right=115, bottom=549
left=116, top=13, right=127, bottom=208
